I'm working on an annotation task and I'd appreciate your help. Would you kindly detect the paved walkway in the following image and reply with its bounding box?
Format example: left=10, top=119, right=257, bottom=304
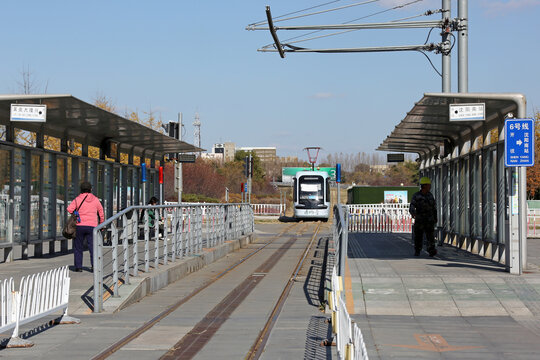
left=346, top=233, right=540, bottom=359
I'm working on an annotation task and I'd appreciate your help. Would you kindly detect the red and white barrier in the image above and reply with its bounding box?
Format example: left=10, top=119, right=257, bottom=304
left=347, top=204, right=413, bottom=233
left=528, top=209, right=540, bottom=238
left=251, top=203, right=285, bottom=216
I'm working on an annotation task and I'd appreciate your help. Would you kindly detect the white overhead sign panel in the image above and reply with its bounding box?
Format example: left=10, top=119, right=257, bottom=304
left=449, top=103, right=485, bottom=121
left=10, top=104, right=47, bottom=122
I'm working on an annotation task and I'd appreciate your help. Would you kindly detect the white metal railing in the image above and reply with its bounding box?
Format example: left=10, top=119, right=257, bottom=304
left=330, top=205, right=369, bottom=360
left=347, top=204, right=412, bottom=233
left=252, top=203, right=285, bottom=216
left=0, top=277, right=15, bottom=331
left=0, top=266, right=79, bottom=348
left=93, top=203, right=254, bottom=313
left=528, top=208, right=540, bottom=238
left=352, top=320, right=369, bottom=360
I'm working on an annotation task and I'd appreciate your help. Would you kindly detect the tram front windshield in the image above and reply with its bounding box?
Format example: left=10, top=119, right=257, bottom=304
left=299, top=176, right=324, bottom=207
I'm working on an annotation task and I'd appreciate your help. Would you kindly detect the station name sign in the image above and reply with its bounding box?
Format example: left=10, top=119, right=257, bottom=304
left=10, top=104, right=47, bottom=122
left=449, top=103, right=485, bottom=121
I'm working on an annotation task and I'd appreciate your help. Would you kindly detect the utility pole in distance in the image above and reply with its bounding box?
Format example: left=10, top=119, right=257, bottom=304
left=176, top=113, right=183, bottom=203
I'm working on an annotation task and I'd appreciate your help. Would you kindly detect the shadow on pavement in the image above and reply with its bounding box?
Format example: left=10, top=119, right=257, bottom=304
left=278, top=216, right=298, bottom=223
left=347, top=232, right=506, bottom=272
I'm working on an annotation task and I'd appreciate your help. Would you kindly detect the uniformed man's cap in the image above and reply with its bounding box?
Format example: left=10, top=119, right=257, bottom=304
left=419, top=177, right=431, bottom=185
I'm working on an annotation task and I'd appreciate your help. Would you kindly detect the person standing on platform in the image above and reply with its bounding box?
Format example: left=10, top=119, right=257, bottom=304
left=147, top=196, right=159, bottom=229
left=409, top=177, right=437, bottom=257
left=67, top=181, right=104, bottom=272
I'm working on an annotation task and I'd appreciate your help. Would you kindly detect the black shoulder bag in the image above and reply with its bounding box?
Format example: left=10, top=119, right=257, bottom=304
left=62, top=195, right=89, bottom=239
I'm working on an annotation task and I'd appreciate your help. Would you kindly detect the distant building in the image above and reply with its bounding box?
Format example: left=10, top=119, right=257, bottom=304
left=200, top=152, right=224, bottom=162
left=213, top=143, right=224, bottom=154
left=279, top=156, right=299, bottom=163
left=237, top=146, right=277, bottom=163
left=223, top=142, right=236, bottom=162
left=208, top=143, right=286, bottom=164
left=370, top=164, right=389, bottom=173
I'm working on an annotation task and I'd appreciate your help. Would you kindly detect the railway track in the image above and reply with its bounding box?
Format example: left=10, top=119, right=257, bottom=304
left=92, top=221, right=323, bottom=360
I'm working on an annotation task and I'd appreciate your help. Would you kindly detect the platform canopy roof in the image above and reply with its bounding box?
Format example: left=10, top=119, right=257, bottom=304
left=0, top=94, right=203, bottom=157
left=377, top=92, right=524, bottom=157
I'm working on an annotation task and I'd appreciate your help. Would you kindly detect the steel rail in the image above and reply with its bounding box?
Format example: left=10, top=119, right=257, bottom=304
left=91, top=222, right=300, bottom=360
left=246, top=222, right=322, bottom=360
left=159, top=223, right=317, bottom=359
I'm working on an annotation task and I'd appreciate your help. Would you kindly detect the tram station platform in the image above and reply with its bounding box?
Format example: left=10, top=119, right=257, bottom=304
left=2, top=224, right=540, bottom=359
left=346, top=232, right=540, bottom=359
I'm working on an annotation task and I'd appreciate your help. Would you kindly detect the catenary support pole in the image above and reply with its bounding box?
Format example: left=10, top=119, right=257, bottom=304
left=458, top=0, right=469, bottom=93
left=441, top=0, right=451, bottom=92
left=517, top=105, right=527, bottom=272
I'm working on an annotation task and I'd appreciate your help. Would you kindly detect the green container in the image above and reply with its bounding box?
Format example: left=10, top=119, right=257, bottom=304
left=528, top=200, right=540, bottom=209
left=347, top=186, right=419, bottom=204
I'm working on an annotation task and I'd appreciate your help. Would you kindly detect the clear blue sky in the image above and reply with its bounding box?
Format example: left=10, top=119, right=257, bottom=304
left=1, top=0, right=539, bottom=161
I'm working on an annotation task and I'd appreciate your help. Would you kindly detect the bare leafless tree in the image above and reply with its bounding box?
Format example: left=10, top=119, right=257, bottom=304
left=16, top=65, right=48, bottom=94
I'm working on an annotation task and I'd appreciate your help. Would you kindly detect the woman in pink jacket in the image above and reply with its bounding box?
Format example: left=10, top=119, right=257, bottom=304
left=67, top=182, right=104, bottom=272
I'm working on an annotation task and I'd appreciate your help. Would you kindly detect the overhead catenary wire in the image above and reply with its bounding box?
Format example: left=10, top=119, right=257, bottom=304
left=262, top=0, right=425, bottom=49
left=267, top=0, right=381, bottom=24
left=416, top=50, right=443, bottom=77
left=280, top=8, right=435, bottom=49
left=417, top=29, right=457, bottom=77
left=248, top=0, right=343, bottom=27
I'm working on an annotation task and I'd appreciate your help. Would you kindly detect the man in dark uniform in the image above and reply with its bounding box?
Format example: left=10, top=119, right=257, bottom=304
left=409, top=177, right=437, bottom=257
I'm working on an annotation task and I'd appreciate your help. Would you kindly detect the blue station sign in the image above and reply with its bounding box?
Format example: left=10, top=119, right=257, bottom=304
left=505, top=118, right=535, bottom=167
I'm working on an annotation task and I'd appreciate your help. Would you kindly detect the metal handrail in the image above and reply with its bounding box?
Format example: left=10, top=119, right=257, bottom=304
left=92, top=203, right=254, bottom=313
left=331, top=205, right=369, bottom=359
left=333, top=205, right=348, bottom=277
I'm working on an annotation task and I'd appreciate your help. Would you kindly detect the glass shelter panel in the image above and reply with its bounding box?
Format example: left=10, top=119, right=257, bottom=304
left=56, top=158, right=66, bottom=235
left=97, top=164, right=104, bottom=204
left=483, top=148, right=497, bottom=241
left=471, top=153, right=482, bottom=239
left=79, top=160, right=87, bottom=184
left=450, top=161, right=459, bottom=233
left=497, top=142, right=505, bottom=244
left=442, top=164, right=450, bottom=233
left=30, top=154, right=41, bottom=240
left=88, top=161, right=96, bottom=188
left=43, top=153, right=54, bottom=238
left=0, top=149, right=10, bottom=243
left=104, top=164, right=112, bottom=219
left=113, top=167, right=120, bottom=213
left=133, top=168, right=140, bottom=205
left=127, top=168, right=133, bottom=207
left=459, top=157, right=470, bottom=236
left=13, top=149, right=27, bottom=242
